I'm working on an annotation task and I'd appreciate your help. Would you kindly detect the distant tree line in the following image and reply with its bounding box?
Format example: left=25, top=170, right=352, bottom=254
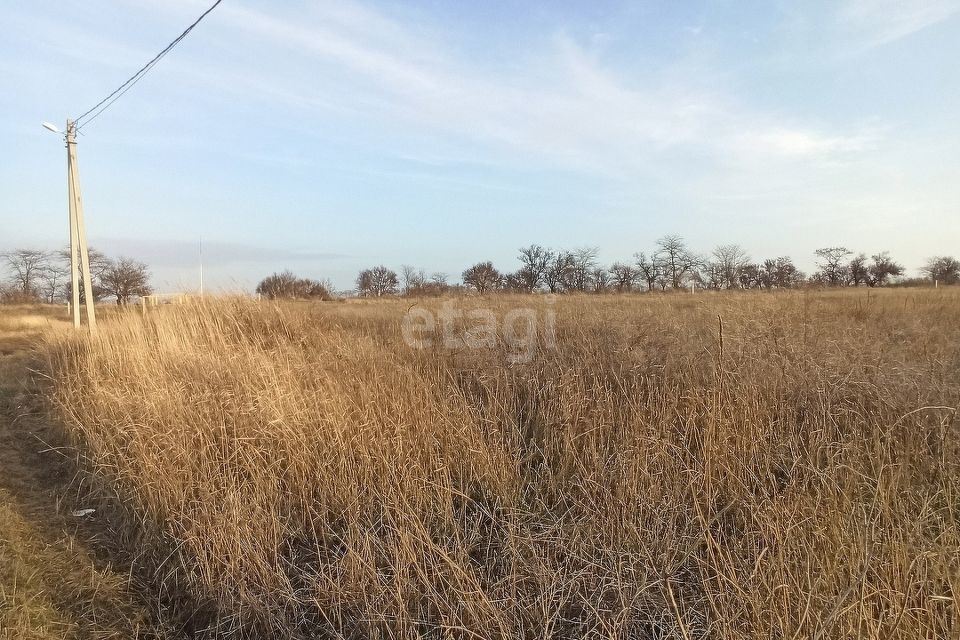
left=337, top=236, right=957, bottom=297
left=0, top=247, right=152, bottom=305
left=253, top=236, right=958, bottom=299
left=10, top=237, right=954, bottom=306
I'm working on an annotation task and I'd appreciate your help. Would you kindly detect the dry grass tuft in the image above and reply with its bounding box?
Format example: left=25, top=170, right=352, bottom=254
left=43, top=290, right=960, bottom=638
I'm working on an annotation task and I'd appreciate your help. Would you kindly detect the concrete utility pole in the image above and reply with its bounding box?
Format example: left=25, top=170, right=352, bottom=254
left=45, top=119, right=94, bottom=330
left=45, top=0, right=223, bottom=328
left=65, top=119, right=97, bottom=332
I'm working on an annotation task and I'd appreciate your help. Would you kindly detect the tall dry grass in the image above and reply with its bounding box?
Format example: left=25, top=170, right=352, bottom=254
left=44, top=290, right=960, bottom=638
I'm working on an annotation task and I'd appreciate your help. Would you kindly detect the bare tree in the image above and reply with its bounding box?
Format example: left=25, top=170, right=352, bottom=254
left=100, top=257, right=153, bottom=305
left=462, top=261, right=501, bottom=294
left=634, top=252, right=659, bottom=291
left=849, top=254, right=869, bottom=286
left=1, top=249, right=50, bottom=300
left=655, top=235, right=699, bottom=289
left=711, top=244, right=750, bottom=289
left=568, top=247, right=599, bottom=292
left=356, top=266, right=398, bottom=297
left=739, top=264, right=761, bottom=289
left=501, top=271, right=525, bottom=292
left=746, top=257, right=803, bottom=289
left=771, top=256, right=803, bottom=288
left=765, top=260, right=785, bottom=289
left=39, top=260, right=70, bottom=303
left=517, top=245, right=553, bottom=292
left=814, top=247, right=852, bottom=286
left=921, top=256, right=960, bottom=285
left=416, top=272, right=450, bottom=296
left=59, top=246, right=112, bottom=280
left=545, top=251, right=574, bottom=293
left=60, top=246, right=112, bottom=303
left=702, top=261, right=726, bottom=290
left=609, top=262, right=637, bottom=292
left=592, top=267, right=610, bottom=292
left=867, top=252, right=903, bottom=287
left=400, top=265, right=426, bottom=295
left=256, top=270, right=333, bottom=300
left=257, top=270, right=300, bottom=299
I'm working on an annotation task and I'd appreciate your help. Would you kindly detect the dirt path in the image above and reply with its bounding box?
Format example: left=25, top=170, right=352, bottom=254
left=0, top=330, right=175, bottom=639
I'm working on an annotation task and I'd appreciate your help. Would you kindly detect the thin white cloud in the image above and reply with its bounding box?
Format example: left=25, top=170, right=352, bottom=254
left=218, top=3, right=446, bottom=95
left=738, top=126, right=880, bottom=157
left=836, top=0, right=960, bottom=50
left=183, top=1, right=876, bottom=179
left=22, top=0, right=882, bottom=178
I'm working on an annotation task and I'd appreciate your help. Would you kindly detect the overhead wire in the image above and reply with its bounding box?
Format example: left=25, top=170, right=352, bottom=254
left=74, top=0, right=223, bottom=130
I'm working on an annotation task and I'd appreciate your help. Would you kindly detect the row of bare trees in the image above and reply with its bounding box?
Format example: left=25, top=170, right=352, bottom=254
left=458, top=238, right=803, bottom=293
left=922, top=256, right=960, bottom=285
left=354, top=266, right=454, bottom=297
left=347, top=236, right=957, bottom=297
left=0, top=248, right=152, bottom=305
left=811, top=248, right=903, bottom=287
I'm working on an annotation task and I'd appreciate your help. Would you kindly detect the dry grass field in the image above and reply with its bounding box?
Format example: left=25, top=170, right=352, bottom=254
left=0, top=305, right=170, bottom=639
left=8, top=289, right=960, bottom=638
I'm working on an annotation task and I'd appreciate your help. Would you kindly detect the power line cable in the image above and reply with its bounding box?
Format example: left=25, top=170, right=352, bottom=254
left=75, top=0, right=223, bottom=130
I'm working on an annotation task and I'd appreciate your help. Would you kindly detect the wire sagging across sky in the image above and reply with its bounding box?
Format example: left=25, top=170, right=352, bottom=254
left=74, top=0, right=224, bottom=131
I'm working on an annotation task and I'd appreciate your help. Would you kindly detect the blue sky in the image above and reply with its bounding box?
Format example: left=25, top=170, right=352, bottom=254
left=2, top=0, right=959, bottom=292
